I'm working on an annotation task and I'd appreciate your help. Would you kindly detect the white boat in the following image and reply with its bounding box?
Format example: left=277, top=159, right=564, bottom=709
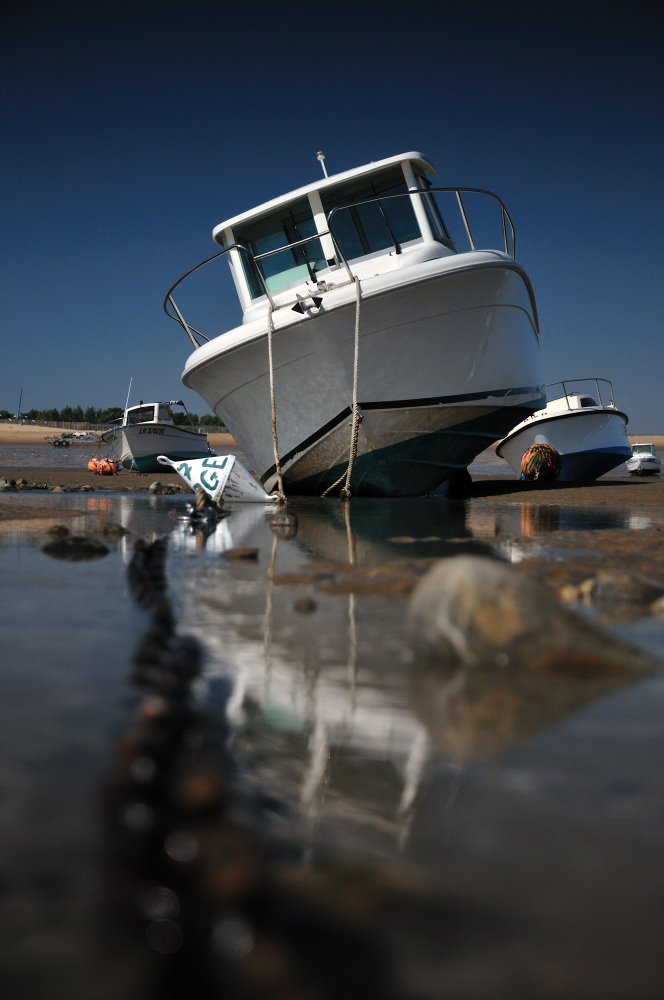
left=626, top=442, right=661, bottom=476
left=495, top=379, right=631, bottom=481
left=165, top=151, right=544, bottom=497
left=102, top=400, right=215, bottom=473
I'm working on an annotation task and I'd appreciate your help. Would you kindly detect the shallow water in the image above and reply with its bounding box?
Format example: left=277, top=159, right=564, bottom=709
left=2, top=488, right=664, bottom=997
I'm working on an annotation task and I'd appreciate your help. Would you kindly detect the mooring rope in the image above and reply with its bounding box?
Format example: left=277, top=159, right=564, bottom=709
left=267, top=305, right=287, bottom=503
left=322, top=276, right=362, bottom=500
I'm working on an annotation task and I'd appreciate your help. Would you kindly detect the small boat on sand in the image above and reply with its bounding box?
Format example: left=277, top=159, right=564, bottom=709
left=102, top=400, right=215, bottom=473
left=626, top=443, right=661, bottom=476
left=164, top=150, right=544, bottom=497
left=496, top=378, right=631, bottom=481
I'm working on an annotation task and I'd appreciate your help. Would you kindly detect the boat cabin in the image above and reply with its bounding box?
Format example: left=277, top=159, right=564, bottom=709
left=212, top=153, right=457, bottom=317
left=631, top=443, right=657, bottom=457
left=123, top=401, right=185, bottom=426
left=546, top=391, right=600, bottom=414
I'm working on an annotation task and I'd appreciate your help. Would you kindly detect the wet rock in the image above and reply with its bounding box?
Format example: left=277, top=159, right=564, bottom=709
left=128, top=538, right=169, bottom=605
left=99, top=523, right=129, bottom=539
left=580, top=569, right=664, bottom=606
left=650, top=594, right=664, bottom=617
left=222, top=547, right=259, bottom=561
left=407, top=555, right=655, bottom=677
left=42, top=535, right=109, bottom=561
left=294, top=597, right=318, bottom=613
left=51, top=485, right=65, bottom=493
left=407, top=555, right=657, bottom=761
left=270, top=508, right=298, bottom=539
left=0, top=477, right=16, bottom=491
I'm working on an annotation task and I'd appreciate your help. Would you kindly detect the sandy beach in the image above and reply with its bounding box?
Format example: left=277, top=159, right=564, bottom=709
left=0, top=423, right=239, bottom=493
left=0, top=422, right=662, bottom=504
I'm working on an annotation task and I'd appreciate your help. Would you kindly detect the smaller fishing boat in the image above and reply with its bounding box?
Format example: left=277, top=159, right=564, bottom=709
left=102, top=400, right=215, bottom=473
left=626, top=442, right=661, bottom=476
left=496, top=378, right=631, bottom=481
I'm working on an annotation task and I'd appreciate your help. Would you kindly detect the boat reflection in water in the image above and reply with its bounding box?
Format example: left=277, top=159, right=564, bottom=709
left=133, top=494, right=653, bottom=864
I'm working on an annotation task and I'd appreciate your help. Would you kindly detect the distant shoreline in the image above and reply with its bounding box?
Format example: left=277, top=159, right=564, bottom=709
left=0, top=423, right=238, bottom=449
left=0, top=422, right=662, bottom=451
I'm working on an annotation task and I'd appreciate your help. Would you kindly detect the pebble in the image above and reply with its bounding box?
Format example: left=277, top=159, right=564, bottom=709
left=407, top=554, right=656, bottom=677
left=222, top=547, right=259, bottom=561
left=42, top=535, right=110, bottom=561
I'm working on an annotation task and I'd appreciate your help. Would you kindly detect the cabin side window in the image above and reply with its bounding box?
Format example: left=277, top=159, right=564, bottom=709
left=415, top=174, right=454, bottom=246
left=320, top=166, right=421, bottom=262
left=234, top=199, right=326, bottom=299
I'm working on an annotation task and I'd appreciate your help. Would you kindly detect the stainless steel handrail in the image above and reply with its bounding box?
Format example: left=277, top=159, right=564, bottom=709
left=164, top=187, right=517, bottom=347
left=164, top=244, right=278, bottom=347
left=543, top=378, right=616, bottom=410
left=326, top=187, right=516, bottom=257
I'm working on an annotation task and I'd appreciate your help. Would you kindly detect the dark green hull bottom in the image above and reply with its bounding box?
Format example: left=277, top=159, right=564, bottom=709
left=283, top=404, right=540, bottom=497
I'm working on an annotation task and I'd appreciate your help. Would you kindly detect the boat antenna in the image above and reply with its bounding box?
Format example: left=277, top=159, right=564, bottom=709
left=317, top=151, right=328, bottom=177
left=124, top=376, right=133, bottom=415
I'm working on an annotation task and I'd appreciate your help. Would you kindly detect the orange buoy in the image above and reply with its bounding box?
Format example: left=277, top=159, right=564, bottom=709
left=520, top=443, right=562, bottom=481
left=88, top=458, right=117, bottom=475
left=96, top=459, right=117, bottom=475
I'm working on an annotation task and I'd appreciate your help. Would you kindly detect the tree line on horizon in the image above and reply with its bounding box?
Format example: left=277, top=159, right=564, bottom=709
left=0, top=404, right=221, bottom=426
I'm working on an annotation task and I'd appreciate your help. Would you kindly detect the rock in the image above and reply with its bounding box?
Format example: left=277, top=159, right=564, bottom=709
left=47, top=525, right=70, bottom=537
left=221, top=547, right=259, bottom=561
left=0, top=478, right=16, bottom=491
left=407, top=554, right=655, bottom=676
left=582, top=570, right=664, bottom=606
left=148, top=481, right=164, bottom=494
left=52, top=485, right=65, bottom=492
left=270, top=509, right=298, bottom=539
left=407, top=555, right=657, bottom=760
left=99, top=523, right=128, bottom=539
left=294, top=597, right=317, bottom=613
left=42, top=535, right=109, bottom=561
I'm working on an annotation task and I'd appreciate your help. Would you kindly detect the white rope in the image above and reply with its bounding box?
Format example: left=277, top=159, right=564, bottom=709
left=322, top=276, right=362, bottom=499
left=267, top=305, right=287, bottom=503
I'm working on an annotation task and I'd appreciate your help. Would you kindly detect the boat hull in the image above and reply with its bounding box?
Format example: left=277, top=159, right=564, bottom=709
left=110, top=425, right=214, bottom=473
left=183, top=260, right=542, bottom=496
left=496, top=409, right=631, bottom=481
left=626, top=457, right=661, bottom=476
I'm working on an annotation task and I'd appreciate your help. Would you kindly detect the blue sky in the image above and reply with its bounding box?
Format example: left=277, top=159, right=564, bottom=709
left=2, top=0, right=663, bottom=430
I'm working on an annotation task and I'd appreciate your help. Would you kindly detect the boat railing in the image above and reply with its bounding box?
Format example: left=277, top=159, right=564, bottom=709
left=164, top=188, right=516, bottom=347
left=327, top=187, right=516, bottom=258
left=544, top=378, right=617, bottom=410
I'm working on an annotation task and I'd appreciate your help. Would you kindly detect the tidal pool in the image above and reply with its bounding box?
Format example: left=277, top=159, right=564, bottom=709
left=1, top=493, right=663, bottom=999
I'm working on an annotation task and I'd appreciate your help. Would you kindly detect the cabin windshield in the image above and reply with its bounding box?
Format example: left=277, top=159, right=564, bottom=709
left=235, top=198, right=326, bottom=299
left=321, top=165, right=421, bottom=261
left=126, top=405, right=156, bottom=424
